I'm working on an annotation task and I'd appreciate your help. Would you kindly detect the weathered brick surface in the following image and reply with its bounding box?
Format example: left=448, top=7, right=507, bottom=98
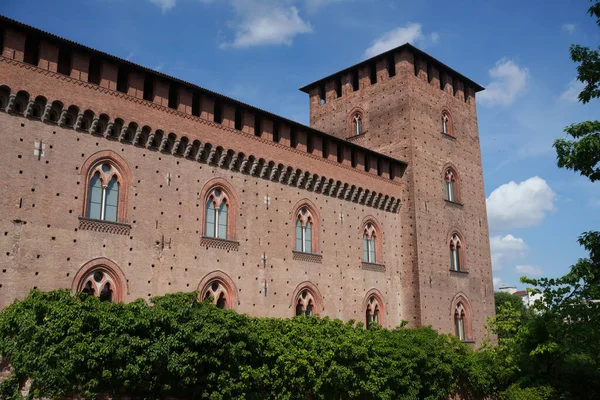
left=0, top=18, right=494, bottom=344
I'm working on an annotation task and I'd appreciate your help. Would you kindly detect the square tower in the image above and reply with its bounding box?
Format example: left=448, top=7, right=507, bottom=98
left=300, top=44, right=494, bottom=342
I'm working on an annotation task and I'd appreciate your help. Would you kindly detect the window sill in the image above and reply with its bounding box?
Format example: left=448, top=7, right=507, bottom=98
left=450, top=269, right=468, bottom=274
left=201, top=236, right=240, bottom=251
left=441, top=132, right=456, bottom=140
left=461, top=339, right=476, bottom=344
left=444, top=199, right=464, bottom=208
left=78, top=217, right=131, bottom=235
left=346, top=130, right=368, bottom=141
left=361, top=261, right=386, bottom=272
left=292, top=251, right=323, bottom=263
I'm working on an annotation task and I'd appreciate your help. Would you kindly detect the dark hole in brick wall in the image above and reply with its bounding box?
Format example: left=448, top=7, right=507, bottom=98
left=337, top=143, right=343, bottom=163
left=23, top=35, right=40, bottom=66
left=335, top=76, right=342, bottom=97
left=307, top=134, right=313, bottom=153
left=322, top=138, right=329, bottom=159
left=387, top=53, right=396, bottom=77
left=273, top=122, right=280, bottom=142
left=290, top=128, right=297, bottom=148
left=318, top=83, right=326, bottom=104
left=0, top=28, right=4, bottom=58
left=214, top=99, right=223, bottom=124
left=168, top=82, right=179, bottom=109
left=88, top=55, right=102, bottom=85
left=254, top=114, right=261, bottom=137
left=352, top=69, right=359, bottom=91
left=369, top=61, right=377, bottom=85
left=234, top=107, right=242, bottom=130
left=143, top=75, right=154, bottom=101
left=117, top=67, right=129, bottom=93
left=192, top=91, right=200, bottom=117
left=57, top=45, right=72, bottom=76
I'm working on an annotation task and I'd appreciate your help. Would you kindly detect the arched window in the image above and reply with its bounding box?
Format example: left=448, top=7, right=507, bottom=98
left=73, top=258, right=127, bottom=303
left=202, top=280, right=230, bottom=309
left=353, top=114, right=363, bottom=136
left=365, top=295, right=380, bottom=327
left=363, top=223, right=377, bottom=263
left=441, top=110, right=453, bottom=136
left=295, top=289, right=316, bottom=316
left=295, top=207, right=314, bottom=253
left=449, top=233, right=463, bottom=271
left=292, top=282, right=323, bottom=317
left=445, top=168, right=456, bottom=202
left=205, top=188, right=229, bottom=239
left=198, top=271, right=237, bottom=310
left=455, top=302, right=466, bottom=340
left=87, top=163, right=120, bottom=222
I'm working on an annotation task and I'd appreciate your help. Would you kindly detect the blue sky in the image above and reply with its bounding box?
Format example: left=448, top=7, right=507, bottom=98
left=2, top=0, right=598, bottom=290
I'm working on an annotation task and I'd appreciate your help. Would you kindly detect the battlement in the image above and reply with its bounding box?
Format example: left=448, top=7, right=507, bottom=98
left=0, top=15, right=407, bottom=182
left=300, top=43, right=484, bottom=110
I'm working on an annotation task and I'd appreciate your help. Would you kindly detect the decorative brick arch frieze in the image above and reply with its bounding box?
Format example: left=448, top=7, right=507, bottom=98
left=363, top=288, right=385, bottom=327
left=360, top=215, right=384, bottom=264
left=291, top=199, right=321, bottom=254
left=0, top=79, right=402, bottom=214
left=72, top=257, right=128, bottom=303
left=197, top=270, right=238, bottom=310
left=442, top=162, right=461, bottom=204
left=199, top=177, right=239, bottom=240
left=440, top=107, right=454, bottom=137
left=447, top=227, right=467, bottom=272
left=347, top=106, right=366, bottom=138
left=450, top=292, right=473, bottom=341
left=291, top=281, right=324, bottom=316
left=80, top=150, right=133, bottom=223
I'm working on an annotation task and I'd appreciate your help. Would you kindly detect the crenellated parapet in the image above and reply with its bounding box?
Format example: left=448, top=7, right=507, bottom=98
left=300, top=43, right=483, bottom=111
left=0, top=15, right=407, bottom=184
left=0, top=83, right=402, bottom=213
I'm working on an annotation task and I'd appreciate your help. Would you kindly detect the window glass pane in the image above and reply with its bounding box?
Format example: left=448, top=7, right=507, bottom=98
left=295, top=220, right=303, bottom=251
left=369, top=237, right=376, bottom=263
left=206, top=201, right=216, bottom=237
left=455, top=248, right=460, bottom=271
left=305, top=221, right=312, bottom=253
left=296, top=302, right=303, bottom=316
left=218, top=202, right=228, bottom=239
left=363, top=234, right=369, bottom=261
left=448, top=181, right=454, bottom=202
left=104, top=176, right=119, bottom=222
left=87, top=172, right=102, bottom=219
left=450, top=249, right=455, bottom=270
left=445, top=181, right=450, bottom=200
left=305, top=303, right=313, bottom=316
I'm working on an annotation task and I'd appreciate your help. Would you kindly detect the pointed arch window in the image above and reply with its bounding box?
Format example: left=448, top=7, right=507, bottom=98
left=454, top=302, right=466, bottom=340
left=87, top=163, right=121, bottom=222
left=295, top=207, right=314, bottom=253
left=295, top=289, right=316, bottom=316
left=205, top=188, right=229, bottom=239
left=445, top=168, right=457, bottom=202
left=365, top=295, right=381, bottom=327
left=81, top=270, right=114, bottom=302
left=353, top=114, right=363, bottom=136
left=363, top=223, right=377, bottom=263
left=202, top=279, right=230, bottom=309
left=73, top=258, right=127, bottom=303
left=442, top=113, right=449, bottom=134
left=449, top=233, right=463, bottom=271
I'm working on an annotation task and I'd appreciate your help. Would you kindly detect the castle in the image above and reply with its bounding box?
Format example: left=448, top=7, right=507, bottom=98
left=0, top=15, right=494, bottom=343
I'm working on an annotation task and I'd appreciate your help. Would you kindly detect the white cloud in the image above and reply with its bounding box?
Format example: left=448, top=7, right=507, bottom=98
left=149, top=0, right=176, bottom=12
left=364, top=23, right=439, bottom=58
left=515, top=264, right=543, bottom=277
left=486, top=176, right=556, bottom=232
left=490, top=234, right=528, bottom=269
left=558, top=79, right=584, bottom=102
left=305, top=0, right=349, bottom=13
left=562, top=23, right=576, bottom=33
left=221, top=2, right=312, bottom=48
left=493, top=277, right=511, bottom=289
left=478, top=58, right=529, bottom=107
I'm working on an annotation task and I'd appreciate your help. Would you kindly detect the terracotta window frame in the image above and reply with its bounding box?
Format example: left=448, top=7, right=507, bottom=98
left=291, top=281, right=323, bottom=317
left=347, top=107, right=367, bottom=138
left=199, top=178, right=239, bottom=241
left=361, top=216, right=384, bottom=264
left=292, top=199, right=320, bottom=255
left=442, top=164, right=461, bottom=204
left=441, top=108, right=454, bottom=137
left=72, top=257, right=128, bottom=303
left=451, top=293, right=474, bottom=342
left=81, top=150, right=133, bottom=223
left=448, top=230, right=466, bottom=273
left=364, top=288, right=385, bottom=327
left=197, top=270, right=238, bottom=310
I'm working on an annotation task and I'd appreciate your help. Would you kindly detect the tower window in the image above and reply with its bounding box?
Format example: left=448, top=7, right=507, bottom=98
left=116, top=68, right=129, bottom=93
